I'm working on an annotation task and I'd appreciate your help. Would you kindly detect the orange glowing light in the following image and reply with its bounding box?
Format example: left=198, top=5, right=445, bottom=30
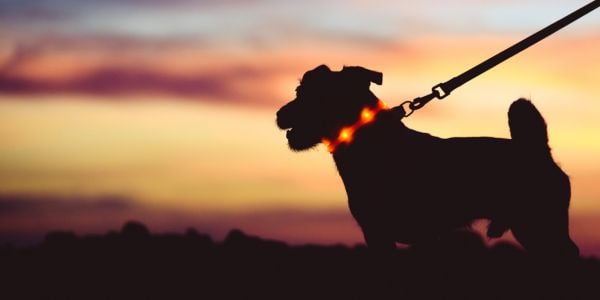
left=360, top=108, right=374, bottom=123
left=339, top=127, right=353, bottom=142
left=322, top=100, right=389, bottom=153
left=322, top=138, right=333, bottom=152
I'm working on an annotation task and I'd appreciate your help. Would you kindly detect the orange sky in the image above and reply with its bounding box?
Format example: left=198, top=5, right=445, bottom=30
left=0, top=0, right=599, bottom=255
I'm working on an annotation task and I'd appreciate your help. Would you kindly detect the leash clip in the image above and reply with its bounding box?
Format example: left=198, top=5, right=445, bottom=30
left=397, top=83, right=449, bottom=118
left=394, top=101, right=414, bottom=118
left=432, top=83, right=450, bottom=99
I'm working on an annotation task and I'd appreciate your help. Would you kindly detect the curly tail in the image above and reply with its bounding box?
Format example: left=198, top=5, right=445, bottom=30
left=508, top=98, right=549, bottom=152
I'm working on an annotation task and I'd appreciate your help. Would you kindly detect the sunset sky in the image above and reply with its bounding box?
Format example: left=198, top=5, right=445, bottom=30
left=1, top=0, right=599, bottom=255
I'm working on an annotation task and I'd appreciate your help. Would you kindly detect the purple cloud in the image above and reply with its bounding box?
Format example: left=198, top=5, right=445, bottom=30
left=0, top=55, right=283, bottom=105
left=0, top=194, right=135, bottom=215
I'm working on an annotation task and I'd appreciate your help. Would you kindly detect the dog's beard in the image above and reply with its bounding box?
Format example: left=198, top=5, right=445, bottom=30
left=286, top=128, right=320, bottom=151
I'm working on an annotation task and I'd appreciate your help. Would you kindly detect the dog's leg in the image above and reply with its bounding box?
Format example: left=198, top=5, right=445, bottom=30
left=361, top=226, right=397, bottom=296
left=510, top=206, right=580, bottom=298
left=355, top=208, right=396, bottom=253
left=363, top=231, right=396, bottom=253
left=361, top=224, right=396, bottom=263
left=487, top=220, right=509, bottom=238
left=511, top=208, right=579, bottom=259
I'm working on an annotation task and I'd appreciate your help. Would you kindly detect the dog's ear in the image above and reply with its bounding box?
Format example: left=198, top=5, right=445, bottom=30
left=313, top=64, right=331, bottom=73
left=302, top=65, right=332, bottom=83
left=341, top=66, right=383, bottom=86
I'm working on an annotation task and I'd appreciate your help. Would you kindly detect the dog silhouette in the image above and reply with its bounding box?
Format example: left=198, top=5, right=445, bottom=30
left=277, top=65, right=579, bottom=258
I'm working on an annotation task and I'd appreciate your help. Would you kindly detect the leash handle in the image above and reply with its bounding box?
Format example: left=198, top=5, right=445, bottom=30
left=395, top=0, right=600, bottom=118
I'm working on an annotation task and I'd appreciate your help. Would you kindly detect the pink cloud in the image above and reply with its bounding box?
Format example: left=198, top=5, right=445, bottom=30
left=0, top=60, right=285, bottom=106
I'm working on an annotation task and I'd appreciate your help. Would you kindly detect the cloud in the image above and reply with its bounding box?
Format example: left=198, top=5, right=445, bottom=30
left=0, top=34, right=295, bottom=106
left=0, top=59, right=284, bottom=105
left=0, top=194, right=135, bottom=215
left=0, top=0, right=268, bottom=33
left=0, top=0, right=261, bottom=18
left=0, top=67, right=226, bottom=96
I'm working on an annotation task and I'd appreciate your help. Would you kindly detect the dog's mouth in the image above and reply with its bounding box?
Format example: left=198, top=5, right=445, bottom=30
left=284, top=127, right=321, bottom=151
left=286, top=128, right=305, bottom=141
left=285, top=128, right=294, bottom=139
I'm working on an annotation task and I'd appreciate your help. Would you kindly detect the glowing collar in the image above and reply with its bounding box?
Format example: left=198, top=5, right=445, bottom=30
left=322, top=100, right=388, bottom=153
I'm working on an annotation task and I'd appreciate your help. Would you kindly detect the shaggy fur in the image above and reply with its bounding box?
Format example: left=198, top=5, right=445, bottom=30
left=277, top=65, right=579, bottom=258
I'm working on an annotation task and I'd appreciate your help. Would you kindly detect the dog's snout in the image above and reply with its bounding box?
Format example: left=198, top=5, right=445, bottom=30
left=276, top=107, right=284, bottom=121
left=276, top=112, right=289, bottom=130
left=276, top=100, right=296, bottom=129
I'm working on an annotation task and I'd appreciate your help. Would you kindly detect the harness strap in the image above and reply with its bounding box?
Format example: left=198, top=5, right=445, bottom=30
left=394, top=0, right=600, bottom=117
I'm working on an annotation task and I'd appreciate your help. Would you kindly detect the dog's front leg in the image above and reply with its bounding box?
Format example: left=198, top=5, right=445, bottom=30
left=361, top=225, right=398, bottom=296
left=361, top=223, right=396, bottom=256
left=364, top=231, right=395, bottom=252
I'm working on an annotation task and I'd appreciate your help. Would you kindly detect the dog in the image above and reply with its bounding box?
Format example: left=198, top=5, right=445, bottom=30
left=276, top=65, right=579, bottom=258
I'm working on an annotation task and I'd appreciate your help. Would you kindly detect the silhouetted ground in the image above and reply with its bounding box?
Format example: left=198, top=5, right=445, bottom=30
left=1, top=221, right=598, bottom=299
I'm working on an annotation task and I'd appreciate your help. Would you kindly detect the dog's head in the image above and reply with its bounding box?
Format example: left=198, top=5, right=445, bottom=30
left=276, top=65, right=382, bottom=151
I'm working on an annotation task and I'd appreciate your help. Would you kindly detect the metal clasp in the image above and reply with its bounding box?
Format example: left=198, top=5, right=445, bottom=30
left=432, top=83, right=450, bottom=99
left=393, top=101, right=414, bottom=118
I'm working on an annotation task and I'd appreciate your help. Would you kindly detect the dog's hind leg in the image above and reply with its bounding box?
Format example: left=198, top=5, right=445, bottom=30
left=510, top=208, right=579, bottom=259
left=511, top=168, right=579, bottom=258
left=511, top=206, right=580, bottom=298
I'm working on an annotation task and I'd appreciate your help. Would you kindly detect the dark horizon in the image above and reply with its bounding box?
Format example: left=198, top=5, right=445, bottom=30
left=2, top=220, right=600, bottom=299
left=2, top=193, right=600, bottom=258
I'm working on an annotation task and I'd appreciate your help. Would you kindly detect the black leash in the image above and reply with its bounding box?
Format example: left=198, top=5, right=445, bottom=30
left=393, top=0, right=600, bottom=118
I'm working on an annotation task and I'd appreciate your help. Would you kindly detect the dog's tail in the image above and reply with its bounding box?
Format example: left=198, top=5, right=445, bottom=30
left=508, top=98, right=549, bottom=152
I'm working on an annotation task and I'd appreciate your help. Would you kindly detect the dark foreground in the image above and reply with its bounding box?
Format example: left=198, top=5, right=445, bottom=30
left=1, top=222, right=599, bottom=300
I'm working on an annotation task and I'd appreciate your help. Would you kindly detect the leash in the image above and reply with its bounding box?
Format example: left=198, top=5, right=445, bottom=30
left=393, top=0, right=600, bottom=118
left=323, top=1, right=598, bottom=153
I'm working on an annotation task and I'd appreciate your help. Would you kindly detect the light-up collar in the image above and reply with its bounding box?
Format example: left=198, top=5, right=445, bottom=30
left=322, top=100, right=388, bottom=153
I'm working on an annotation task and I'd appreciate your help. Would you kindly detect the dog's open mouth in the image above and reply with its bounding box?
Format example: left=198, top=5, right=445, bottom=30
left=286, top=129, right=294, bottom=139
left=283, top=126, right=322, bottom=151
